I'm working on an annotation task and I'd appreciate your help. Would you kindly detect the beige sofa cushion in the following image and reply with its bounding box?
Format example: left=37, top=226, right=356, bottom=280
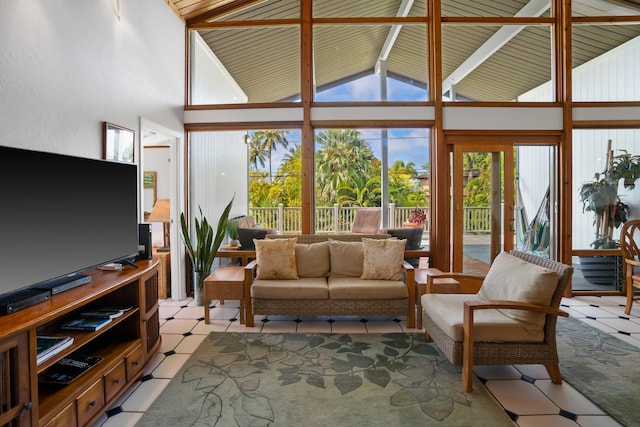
left=251, top=278, right=329, bottom=300
left=328, top=240, right=363, bottom=277
left=255, top=238, right=298, bottom=280
left=478, top=251, right=558, bottom=333
left=361, top=238, right=405, bottom=281
left=295, top=242, right=330, bottom=278
left=422, top=293, right=544, bottom=342
left=328, top=277, right=408, bottom=300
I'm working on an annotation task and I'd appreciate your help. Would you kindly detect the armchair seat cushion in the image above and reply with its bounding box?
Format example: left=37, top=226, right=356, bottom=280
left=328, top=277, right=408, bottom=300
left=251, top=278, right=329, bottom=300
left=422, top=293, right=544, bottom=343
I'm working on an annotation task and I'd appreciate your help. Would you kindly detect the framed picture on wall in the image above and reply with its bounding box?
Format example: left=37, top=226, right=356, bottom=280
left=103, top=122, right=135, bottom=163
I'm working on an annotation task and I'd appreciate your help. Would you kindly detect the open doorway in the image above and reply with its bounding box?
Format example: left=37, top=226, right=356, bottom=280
left=139, top=118, right=185, bottom=301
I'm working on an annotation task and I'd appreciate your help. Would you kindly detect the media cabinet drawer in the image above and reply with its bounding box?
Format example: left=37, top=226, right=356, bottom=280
left=42, top=401, right=74, bottom=427
left=126, top=344, right=144, bottom=381
left=104, top=360, right=127, bottom=402
left=76, top=378, right=104, bottom=426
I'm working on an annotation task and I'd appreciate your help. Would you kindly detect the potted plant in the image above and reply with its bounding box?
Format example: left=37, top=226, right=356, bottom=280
left=578, top=142, right=640, bottom=286
left=404, top=207, right=427, bottom=228
left=579, top=147, right=640, bottom=249
left=226, top=218, right=240, bottom=247
left=180, top=197, right=234, bottom=305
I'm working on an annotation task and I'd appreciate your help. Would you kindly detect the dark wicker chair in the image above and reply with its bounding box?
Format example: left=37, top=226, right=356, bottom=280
left=422, top=250, right=574, bottom=392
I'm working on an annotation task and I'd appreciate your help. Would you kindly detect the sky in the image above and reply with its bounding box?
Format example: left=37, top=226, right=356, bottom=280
left=252, top=73, right=431, bottom=175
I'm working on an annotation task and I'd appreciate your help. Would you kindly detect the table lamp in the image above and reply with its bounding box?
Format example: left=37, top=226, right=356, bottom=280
left=147, top=199, right=170, bottom=252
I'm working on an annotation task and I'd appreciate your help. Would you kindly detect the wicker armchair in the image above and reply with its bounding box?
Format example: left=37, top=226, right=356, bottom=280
left=422, top=250, right=574, bottom=392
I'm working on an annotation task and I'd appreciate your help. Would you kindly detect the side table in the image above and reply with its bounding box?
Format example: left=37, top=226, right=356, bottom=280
left=415, top=268, right=460, bottom=329
left=152, top=248, right=171, bottom=299
left=203, top=266, right=245, bottom=324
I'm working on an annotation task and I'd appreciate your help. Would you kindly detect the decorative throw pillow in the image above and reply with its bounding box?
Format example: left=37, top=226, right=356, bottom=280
left=295, top=242, right=330, bottom=278
left=478, top=251, right=558, bottom=332
left=328, top=239, right=364, bottom=277
left=255, top=238, right=298, bottom=280
left=361, top=238, right=406, bottom=281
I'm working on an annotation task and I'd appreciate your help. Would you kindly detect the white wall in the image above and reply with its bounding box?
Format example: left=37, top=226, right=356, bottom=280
left=188, top=31, right=249, bottom=248
left=0, top=0, right=185, bottom=159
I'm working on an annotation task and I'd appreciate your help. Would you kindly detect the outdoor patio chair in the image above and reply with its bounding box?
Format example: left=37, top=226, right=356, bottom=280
left=350, top=208, right=383, bottom=234
left=422, top=250, right=574, bottom=392
left=620, top=219, right=640, bottom=314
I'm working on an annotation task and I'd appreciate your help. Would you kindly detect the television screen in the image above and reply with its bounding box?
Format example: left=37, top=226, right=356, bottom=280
left=0, top=146, right=139, bottom=295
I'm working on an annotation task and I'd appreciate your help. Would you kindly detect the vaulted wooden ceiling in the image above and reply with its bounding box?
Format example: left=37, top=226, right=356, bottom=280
left=166, top=0, right=640, bottom=102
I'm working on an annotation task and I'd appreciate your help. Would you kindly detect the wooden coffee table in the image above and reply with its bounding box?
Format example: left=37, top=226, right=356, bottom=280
left=415, top=268, right=460, bottom=329
left=203, top=266, right=245, bottom=324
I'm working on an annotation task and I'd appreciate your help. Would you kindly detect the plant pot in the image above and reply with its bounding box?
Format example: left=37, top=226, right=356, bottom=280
left=403, top=221, right=424, bottom=229
left=193, top=271, right=205, bottom=306
left=229, top=239, right=240, bottom=247
left=578, top=255, right=623, bottom=289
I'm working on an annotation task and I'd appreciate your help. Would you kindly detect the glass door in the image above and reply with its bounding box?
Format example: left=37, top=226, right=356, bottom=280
left=451, top=140, right=556, bottom=274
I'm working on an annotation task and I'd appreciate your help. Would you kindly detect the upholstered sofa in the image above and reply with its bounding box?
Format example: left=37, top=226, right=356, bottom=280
left=243, top=234, right=416, bottom=328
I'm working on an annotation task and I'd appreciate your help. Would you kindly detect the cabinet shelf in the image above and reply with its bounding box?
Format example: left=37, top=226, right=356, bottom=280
left=36, top=308, right=140, bottom=373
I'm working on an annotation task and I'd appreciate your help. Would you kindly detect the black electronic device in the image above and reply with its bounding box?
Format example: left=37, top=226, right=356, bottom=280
left=137, top=223, right=152, bottom=260
left=33, top=274, right=92, bottom=295
left=0, top=289, right=50, bottom=315
left=0, top=146, right=139, bottom=311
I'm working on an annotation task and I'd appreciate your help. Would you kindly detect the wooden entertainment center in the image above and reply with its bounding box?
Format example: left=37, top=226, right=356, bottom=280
left=0, top=259, right=160, bottom=427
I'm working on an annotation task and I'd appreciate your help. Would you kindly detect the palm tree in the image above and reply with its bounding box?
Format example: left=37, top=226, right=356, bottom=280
left=337, top=175, right=381, bottom=207
left=248, top=138, right=268, bottom=170
left=315, top=129, right=376, bottom=204
left=251, top=130, right=289, bottom=181
left=271, top=145, right=302, bottom=205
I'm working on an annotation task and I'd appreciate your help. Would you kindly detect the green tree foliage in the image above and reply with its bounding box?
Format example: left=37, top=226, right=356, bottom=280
left=463, top=153, right=492, bottom=206
left=247, top=129, right=429, bottom=209
left=270, top=146, right=302, bottom=206
left=315, top=129, right=376, bottom=205
left=388, top=160, right=427, bottom=206
left=251, top=130, right=289, bottom=181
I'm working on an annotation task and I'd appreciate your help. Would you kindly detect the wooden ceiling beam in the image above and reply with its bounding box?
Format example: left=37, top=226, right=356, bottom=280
left=185, top=0, right=263, bottom=26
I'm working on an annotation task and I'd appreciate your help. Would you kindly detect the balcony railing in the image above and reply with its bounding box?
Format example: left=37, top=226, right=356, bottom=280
left=249, top=204, right=491, bottom=234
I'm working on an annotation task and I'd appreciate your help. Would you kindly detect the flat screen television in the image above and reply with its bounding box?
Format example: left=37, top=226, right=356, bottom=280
left=0, top=145, right=139, bottom=302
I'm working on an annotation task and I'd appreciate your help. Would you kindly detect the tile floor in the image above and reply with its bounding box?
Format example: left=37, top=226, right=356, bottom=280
left=93, top=295, right=640, bottom=427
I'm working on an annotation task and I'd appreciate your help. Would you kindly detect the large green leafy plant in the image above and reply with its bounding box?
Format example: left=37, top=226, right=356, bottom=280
left=579, top=147, right=640, bottom=249
left=180, top=197, right=234, bottom=276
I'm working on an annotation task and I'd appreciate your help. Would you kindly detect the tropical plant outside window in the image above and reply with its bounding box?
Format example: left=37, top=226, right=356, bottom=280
left=247, top=126, right=430, bottom=233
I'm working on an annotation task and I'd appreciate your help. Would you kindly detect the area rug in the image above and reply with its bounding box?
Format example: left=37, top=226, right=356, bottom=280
left=556, top=316, right=640, bottom=427
left=137, top=333, right=514, bottom=426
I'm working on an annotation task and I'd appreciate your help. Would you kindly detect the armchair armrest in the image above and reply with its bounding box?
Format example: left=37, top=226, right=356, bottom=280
left=402, top=261, right=416, bottom=329
left=244, top=260, right=258, bottom=327
left=426, top=272, right=485, bottom=294
left=624, top=258, right=640, bottom=266
left=623, top=258, right=640, bottom=278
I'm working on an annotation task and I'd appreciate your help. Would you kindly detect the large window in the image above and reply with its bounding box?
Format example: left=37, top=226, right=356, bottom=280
left=573, top=128, right=640, bottom=250
left=313, top=24, right=428, bottom=102
left=314, top=127, right=430, bottom=233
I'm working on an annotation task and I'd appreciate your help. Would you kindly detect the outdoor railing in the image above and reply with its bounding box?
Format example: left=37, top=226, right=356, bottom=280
left=250, top=204, right=491, bottom=234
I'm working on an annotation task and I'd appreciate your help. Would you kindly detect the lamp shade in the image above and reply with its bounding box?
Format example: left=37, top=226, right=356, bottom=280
left=147, top=199, right=171, bottom=250
left=147, top=199, right=170, bottom=223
